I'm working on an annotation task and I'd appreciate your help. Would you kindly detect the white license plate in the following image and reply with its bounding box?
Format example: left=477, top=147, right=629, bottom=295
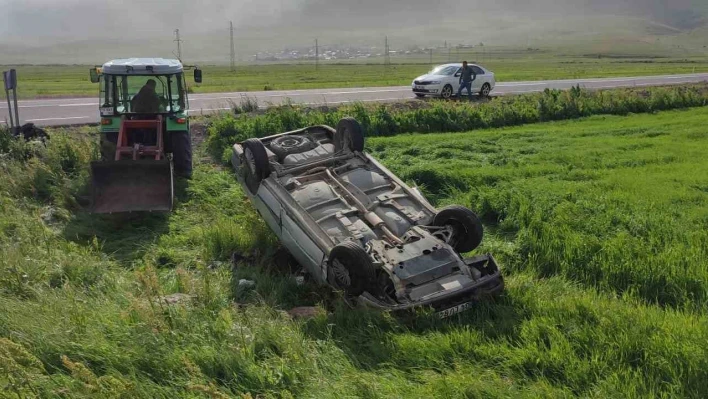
left=100, top=107, right=114, bottom=115
left=414, top=85, right=425, bottom=90
left=437, top=301, right=474, bottom=318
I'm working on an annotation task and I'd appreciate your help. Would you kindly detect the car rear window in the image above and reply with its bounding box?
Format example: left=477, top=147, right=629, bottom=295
left=472, top=66, right=485, bottom=75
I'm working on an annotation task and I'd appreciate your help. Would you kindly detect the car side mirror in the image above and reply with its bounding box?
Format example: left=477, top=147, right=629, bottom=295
left=454, top=72, right=461, bottom=77
left=194, top=68, right=202, bottom=83
left=89, top=68, right=100, bottom=83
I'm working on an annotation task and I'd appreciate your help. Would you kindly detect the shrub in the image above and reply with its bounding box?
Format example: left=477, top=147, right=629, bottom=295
left=207, top=84, right=708, bottom=163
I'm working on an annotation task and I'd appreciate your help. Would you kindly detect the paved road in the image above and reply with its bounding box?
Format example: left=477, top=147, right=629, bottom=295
left=2, top=73, right=707, bottom=127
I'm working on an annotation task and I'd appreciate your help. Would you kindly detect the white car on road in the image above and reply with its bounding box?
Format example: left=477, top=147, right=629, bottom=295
left=412, top=63, right=495, bottom=99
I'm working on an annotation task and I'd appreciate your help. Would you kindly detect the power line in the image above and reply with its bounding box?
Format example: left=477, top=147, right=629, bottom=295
left=230, top=21, right=236, bottom=72
left=173, top=29, right=182, bottom=62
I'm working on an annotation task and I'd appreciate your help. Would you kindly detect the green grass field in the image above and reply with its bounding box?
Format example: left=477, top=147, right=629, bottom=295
left=1, top=105, right=707, bottom=397
left=2, top=50, right=708, bottom=99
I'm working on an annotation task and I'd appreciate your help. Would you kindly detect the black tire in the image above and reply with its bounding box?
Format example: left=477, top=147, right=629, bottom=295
left=414, top=93, right=425, bottom=98
left=334, top=117, right=365, bottom=153
left=328, top=240, right=377, bottom=296
left=269, top=134, right=315, bottom=159
left=480, top=83, right=491, bottom=97
left=440, top=84, right=454, bottom=99
left=170, top=131, right=193, bottom=178
left=242, top=138, right=270, bottom=194
left=100, top=131, right=118, bottom=161
left=433, top=205, right=484, bottom=253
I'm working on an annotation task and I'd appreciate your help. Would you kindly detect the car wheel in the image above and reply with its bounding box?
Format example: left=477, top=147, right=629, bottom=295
left=440, top=85, right=454, bottom=99
left=170, top=130, right=193, bottom=178
left=480, top=83, right=491, bottom=97
left=415, top=93, right=425, bottom=98
left=328, top=240, right=377, bottom=296
left=433, top=205, right=484, bottom=253
left=242, top=138, right=270, bottom=195
left=334, top=117, right=365, bottom=153
left=269, top=134, right=315, bottom=159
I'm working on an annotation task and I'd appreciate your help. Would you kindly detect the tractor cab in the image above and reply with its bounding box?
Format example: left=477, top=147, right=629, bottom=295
left=88, top=58, right=202, bottom=214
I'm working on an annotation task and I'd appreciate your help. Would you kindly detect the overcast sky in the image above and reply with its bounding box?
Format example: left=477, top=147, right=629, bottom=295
left=1, top=0, right=698, bottom=42
left=0, top=0, right=702, bottom=63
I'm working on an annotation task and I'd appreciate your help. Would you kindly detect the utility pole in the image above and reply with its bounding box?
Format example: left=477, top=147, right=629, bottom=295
left=173, top=29, right=183, bottom=62
left=315, top=38, right=319, bottom=71
left=448, top=47, right=451, bottom=62
left=230, top=21, right=236, bottom=72
left=384, top=36, right=390, bottom=69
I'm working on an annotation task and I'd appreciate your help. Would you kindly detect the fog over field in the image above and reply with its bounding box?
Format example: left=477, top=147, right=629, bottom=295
left=0, top=0, right=705, bottom=63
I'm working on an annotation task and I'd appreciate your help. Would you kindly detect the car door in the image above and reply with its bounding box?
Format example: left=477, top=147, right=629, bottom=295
left=471, top=66, right=486, bottom=91
left=451, top=67, right=463, bottom=88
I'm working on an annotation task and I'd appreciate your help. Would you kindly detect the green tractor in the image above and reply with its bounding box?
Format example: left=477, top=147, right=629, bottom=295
left=88, top=58, right=202, bottom=213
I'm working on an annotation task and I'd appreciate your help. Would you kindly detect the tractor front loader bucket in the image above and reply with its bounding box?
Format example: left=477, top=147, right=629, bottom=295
left=90, top=159, right=174, bottom=214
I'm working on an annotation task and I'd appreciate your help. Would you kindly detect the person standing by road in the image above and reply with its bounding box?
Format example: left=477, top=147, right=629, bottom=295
left=457, top=61, right=476, bottom=100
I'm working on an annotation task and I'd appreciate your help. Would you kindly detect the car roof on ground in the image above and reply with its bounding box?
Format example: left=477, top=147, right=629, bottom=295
left=101, top=58, right=183, bottom=75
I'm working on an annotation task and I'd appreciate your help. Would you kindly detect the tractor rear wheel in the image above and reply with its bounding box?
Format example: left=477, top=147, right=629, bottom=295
left=100, top=132, right=118, bottom=161
left=171, top=131, right=193, bottom=178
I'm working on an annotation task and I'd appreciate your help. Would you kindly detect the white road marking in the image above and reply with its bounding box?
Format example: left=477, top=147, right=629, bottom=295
left=25, top=116, right=90, bottom=122
left=0, top=102, right=96, bottom=109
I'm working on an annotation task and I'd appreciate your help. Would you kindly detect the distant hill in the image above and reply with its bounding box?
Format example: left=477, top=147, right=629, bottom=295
left=0, top=0, right=706, bottom=64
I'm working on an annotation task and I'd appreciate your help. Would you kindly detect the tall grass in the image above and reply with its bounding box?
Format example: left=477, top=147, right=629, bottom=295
left=369, top=108, right=708, bottom=311
left=3, top=112, right=708, bottom=397
left=207, top=84, right=708, bottom=162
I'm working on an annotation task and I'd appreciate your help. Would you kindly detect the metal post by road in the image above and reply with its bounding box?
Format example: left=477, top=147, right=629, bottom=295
left=12, top=87, right=19, bottom=129
left=3, top=69, right=19, bottom=132
left=4, top=88, right=14, bottom=130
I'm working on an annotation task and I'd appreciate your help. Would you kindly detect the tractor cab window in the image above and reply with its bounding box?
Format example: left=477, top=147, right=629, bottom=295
left=168, top=73, right=187, bottom=112
left=99, top=75, right=114, bottom=108
left=109, top=74, right=185, bottom=114
left=114, top=75, right=168, bottom=114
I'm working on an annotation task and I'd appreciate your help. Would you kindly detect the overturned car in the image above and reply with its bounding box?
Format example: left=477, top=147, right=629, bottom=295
left=231, top=118, right=503, bottom=317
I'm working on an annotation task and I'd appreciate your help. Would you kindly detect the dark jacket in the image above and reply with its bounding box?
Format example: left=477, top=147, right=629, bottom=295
left=131, top=86, right=160, bottom=113
left=460, top=65, right=476, bottom=83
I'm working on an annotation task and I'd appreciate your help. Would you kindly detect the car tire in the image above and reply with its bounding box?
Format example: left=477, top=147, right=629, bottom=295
left=334, top=117, right=365, bottom=153
left=415, top=93, right=425, bottom=98
left=171, top=131, right=193, bottom=178
left=328, top=240, right=377, bottom=296
left=242, top=138, right=270, bottom=194
left=269, top=134, right=315, bottom=160
left=440, top=84, right=454, bottom=99
left=433, top=205, right=484, bottom=253
left=480, top=83, right=491, bottom=97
